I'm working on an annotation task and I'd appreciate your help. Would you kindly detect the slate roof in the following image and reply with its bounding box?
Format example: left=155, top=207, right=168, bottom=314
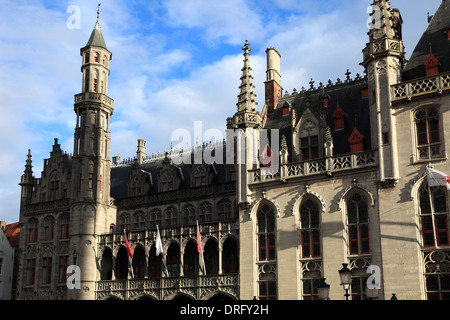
left=85, top=21, right=108, bottom=50
left=402, top=0, right=450, bottom=81
left=264, top=78, right=370, bottom=162
left=110, top=146, right=232, bottom=200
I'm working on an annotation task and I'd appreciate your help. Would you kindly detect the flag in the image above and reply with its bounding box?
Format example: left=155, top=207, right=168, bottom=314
left=124, top=229, right=133, bottom=259
left=155, top=225, right=163, bottom=256
left=426, top=167, right=450, bottom=190
left=197, top=221, right=206, bottom=275
left=155, top=225, right=169, bottom=277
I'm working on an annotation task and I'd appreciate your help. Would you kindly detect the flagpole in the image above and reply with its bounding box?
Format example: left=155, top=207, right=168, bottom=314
left=197, top=220, right=206, bottom=275
left=124, top=229, right=135, bottom=279
left=426, top=166, right=439, bottom=246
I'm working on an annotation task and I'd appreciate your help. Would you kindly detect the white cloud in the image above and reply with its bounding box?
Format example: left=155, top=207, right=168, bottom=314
left=161, top=0, right=265, bottom=45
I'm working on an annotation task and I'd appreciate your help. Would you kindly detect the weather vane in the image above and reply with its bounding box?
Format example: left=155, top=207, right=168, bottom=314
left=97, top=3, right=101, bottom=21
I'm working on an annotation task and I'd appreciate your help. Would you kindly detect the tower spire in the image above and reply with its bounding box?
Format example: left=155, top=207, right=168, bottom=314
left=237, top=40, right=257, bottom=113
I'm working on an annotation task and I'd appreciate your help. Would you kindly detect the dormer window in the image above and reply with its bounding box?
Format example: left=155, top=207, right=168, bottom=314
left=301, top=136, right=319, bottom=161
left=349, top=128, right=364, bottom=153
left=333, top=106, right=345, bottom=131
left=425, top=53, right=439, bottom=77
left=194, top=176, right=206, bottom=187
left=162, top=181, right=173, bottom=192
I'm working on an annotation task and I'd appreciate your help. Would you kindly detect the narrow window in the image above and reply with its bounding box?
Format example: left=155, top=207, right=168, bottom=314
left=93, top=79, right=97, bottom=92
left=415, top=107, right=441, bottom=160
left=26, top=259, right=36, bottom=286
left=42, top=257, right=52, bottom=284
left=88, top=173, right=93, bottom=190
left=300, top=199, right=321, bottom=258
left=347, top=193, right=370, bottom=255
left=333, top=107, right=345, bottom=131
left=58, top=256, right=69, bottom=284
left=257, top=204, right=276, bottom=261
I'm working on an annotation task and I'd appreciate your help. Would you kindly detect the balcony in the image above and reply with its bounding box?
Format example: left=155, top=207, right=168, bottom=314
left=74, top=92, right=114, bottom=110
left=96, top=274, right=239, bottom=300
left=249, top=150, right=378, bottom=184
left=392, top=72, right=450, bottom=103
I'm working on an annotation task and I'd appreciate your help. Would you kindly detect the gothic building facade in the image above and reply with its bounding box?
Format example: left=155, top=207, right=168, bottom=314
left=16, top=0, right=450, bottom=300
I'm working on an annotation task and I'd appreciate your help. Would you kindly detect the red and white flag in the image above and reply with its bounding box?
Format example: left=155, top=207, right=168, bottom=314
left=196, top=221, right=206, bottom=275
left=426, top=167, right=450, bottom=190
left=124, top=229, right=133, bottom=259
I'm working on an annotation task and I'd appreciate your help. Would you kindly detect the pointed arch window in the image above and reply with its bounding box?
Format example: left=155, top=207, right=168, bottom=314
left=199, top=202, right=213, bottom=223
left=43, top=216, right=55, bottom=242
left=149, top=209, right=161, bottom=229
left=59, top=213, right=70, bottom=240
left=419, top=184, right=449, bottom=247
left=257, top=203, right=276, bottom=261
left=28, top=218, right=39, bottom=243
left=133, top=212, right=146, bottom=230
left=300, top=198, right=321, bottom=258
left=182, top=204, right=195, bottom=225
left=346, top=192, right=370, bottom=255
left=218, top=199, right=233, bottom=221
left=119, top=213, right=130, bottom=232
left=415, top=107, right=442, bottom=160
left=165, top=206, right=177, bottom=227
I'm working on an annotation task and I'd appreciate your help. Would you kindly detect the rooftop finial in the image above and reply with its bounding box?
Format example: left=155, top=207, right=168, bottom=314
left=97, top=3, right=101, bottom=21
left=243, top=40, right=251, bottom=55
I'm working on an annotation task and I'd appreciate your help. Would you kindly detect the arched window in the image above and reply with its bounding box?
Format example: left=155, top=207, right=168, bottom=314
left=100, top=249, right=113, bottom=280
left=414, top=107, right=442, bottom=160
left=59, top=213, right=70, bottom=240
left=419, top=184, right=449, bottom=247
left=300, top=198, right=320, bottom=258
left=148, top=245, right=162, bottom=278
left=28, top=218, right=39, bottom=243
left=199, top=202, right=213, bottom=223
left=183, top=241, right=198, bottom=276
left=133, top=212, right=145, bottom=230
left=115, top=247, right=129, bottom=280
left=217, top=199, right=233, bottom=221
left=132, top=246, right=146, bottom=279
left=182, top=204, right=195, bottom=225
left=257, top=203, right=276, bottom=261
left=346, top=192, right=370, bottom=255
left=204, top=239, right=219, bottom=274
left=165, top=207, right=177, bottom=227
left=167, top=242, right=180, bottom=277
left=43, top=216, right=55, bottom=242
left=222, top=237, right=239, bottom=274
left=149, top=209, right=161, bottom=229
left=119, top=213, right=130, bottom=232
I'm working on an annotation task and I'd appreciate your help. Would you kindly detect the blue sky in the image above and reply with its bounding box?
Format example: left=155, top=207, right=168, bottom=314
left=0, top=0, right=442, bottom=223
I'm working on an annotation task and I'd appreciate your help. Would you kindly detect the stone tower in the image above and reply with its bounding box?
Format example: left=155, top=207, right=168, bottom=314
left=70, top=14, right=117, bottom=299
left=361, top=0, right=405, bottom=186
left=227, top=41, right=264, bottom=299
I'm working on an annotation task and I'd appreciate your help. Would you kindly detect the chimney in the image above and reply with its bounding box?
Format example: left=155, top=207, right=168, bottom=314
left=137, top=139, right=147, bottom=165
left=265, top=47, right=282, bottom=114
